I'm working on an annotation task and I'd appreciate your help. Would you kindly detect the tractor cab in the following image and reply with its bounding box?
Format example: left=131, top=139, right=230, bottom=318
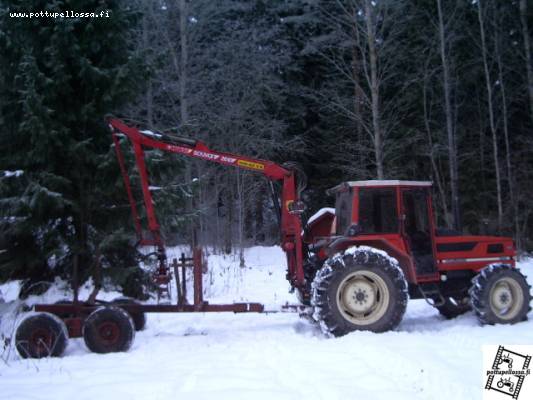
left=305, top=179, right=515, bottom=286
left=327, top=180, right=438, bottom=278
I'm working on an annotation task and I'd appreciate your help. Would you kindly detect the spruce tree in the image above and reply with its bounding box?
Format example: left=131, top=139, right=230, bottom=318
left=0, top=0, right=149, bottom=297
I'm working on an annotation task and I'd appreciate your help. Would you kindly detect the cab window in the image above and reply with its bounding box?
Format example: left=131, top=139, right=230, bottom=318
left=335, top=189, right=353, bottom=234
left=358, top=188, right=398, bottom=233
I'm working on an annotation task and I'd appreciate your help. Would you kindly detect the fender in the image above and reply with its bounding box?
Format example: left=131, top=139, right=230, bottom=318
left=325, top=236, right=418, bottom=284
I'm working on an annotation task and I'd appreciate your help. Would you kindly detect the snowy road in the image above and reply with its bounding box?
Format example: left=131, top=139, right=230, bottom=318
left=1, top=247, right=532, bottom=400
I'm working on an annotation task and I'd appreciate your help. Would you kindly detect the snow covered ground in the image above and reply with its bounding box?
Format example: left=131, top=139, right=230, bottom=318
left=1, top=246, right=532, bottom=400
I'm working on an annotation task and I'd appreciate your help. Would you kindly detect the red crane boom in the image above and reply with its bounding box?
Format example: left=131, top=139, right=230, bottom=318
left=106, top=117, right=306, bottom=294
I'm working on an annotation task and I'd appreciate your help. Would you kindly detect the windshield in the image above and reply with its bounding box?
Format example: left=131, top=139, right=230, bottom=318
left=335, top=189, right=352, bottom=234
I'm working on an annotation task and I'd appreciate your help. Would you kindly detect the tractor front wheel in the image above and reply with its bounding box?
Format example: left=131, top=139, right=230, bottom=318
left=470, top=265, right=532, bottom=325
left=15, top=312, right=68, bottom=359
left=311, top=247, right=408, bottom=336
left=83, top=306, right=135, bottom=354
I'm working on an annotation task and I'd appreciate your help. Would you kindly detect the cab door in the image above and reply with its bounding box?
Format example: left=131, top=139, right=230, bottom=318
left=400, top=188, right=437, bottom=276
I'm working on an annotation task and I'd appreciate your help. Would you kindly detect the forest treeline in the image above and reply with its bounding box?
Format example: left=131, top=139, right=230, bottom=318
left=0, top=0, right=532, bottom=295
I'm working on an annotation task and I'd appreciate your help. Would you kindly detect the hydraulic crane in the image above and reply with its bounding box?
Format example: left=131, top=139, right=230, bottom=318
left=107, top=117, right=307, bottom=297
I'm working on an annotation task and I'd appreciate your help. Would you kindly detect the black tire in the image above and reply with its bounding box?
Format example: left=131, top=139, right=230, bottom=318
left=311, top=248, right=408, bottom=336
left=83, top=306, right=135, bottom=354
left=112, top=297, right=146, bottom=331
left=297, top=259, right=323, bottom=306
left=436, top=296, right=471, bottom=319
left=15, top=312, right=68, bottom=359
left=469, top=265, right=532, bottom=325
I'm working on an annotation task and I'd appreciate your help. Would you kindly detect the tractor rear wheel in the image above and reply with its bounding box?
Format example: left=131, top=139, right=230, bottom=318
left=112, top=297, right=146, bottom=331
left=470, top=265, right=532, bottom=325
left=311, top=247, right=408, bottom=336
left=83, top=306, right=135, bottom=354
left=15, top=312, right=68, bottom=359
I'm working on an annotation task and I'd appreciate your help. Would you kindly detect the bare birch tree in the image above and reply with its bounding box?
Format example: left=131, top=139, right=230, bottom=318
left=320, top=0, right=410, bottom=179
left=494, top=6, right=520, bottom=246
left=422, top=62, right=451, bottom=227
left=519, top=0, right=533, bottom=122
left=436, top=0, right=461, bottom=231
left=477, top=0, right=503, bottom=230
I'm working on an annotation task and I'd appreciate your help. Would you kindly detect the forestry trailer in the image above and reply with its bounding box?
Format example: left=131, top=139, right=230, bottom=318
left=14, top=117, right=532, bottom=358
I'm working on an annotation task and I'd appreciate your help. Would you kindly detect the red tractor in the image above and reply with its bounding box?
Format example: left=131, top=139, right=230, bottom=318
left=303, top=181, right=531, bottom=336
left=13, top=118, right=532, bottom=358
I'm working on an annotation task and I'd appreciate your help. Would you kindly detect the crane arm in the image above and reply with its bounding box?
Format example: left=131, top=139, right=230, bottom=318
left=106, top=117, right=306, bottom=290
left=107, top=118, right=291, bottom=180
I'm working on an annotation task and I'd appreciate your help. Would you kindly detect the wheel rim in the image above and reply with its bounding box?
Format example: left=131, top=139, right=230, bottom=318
left=336, top=270, right=390, bottom=326
left=98, top=321, right=120, bottom=346
left=489, top=277, right=524, bottom=320
left=30, top=328, right=54, bottom=356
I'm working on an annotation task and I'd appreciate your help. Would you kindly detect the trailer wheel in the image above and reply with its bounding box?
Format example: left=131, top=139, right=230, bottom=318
left=436, top=296, right=471, bottom=319
left=470, top=265, right=532, bottom=325
left=112, top=297, right=146, bottom=331
left=15, top=312, right=68, bottom=359
left=311, top=247, right=408, bottom=336
left=83, top=306, right=135, bottom=354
